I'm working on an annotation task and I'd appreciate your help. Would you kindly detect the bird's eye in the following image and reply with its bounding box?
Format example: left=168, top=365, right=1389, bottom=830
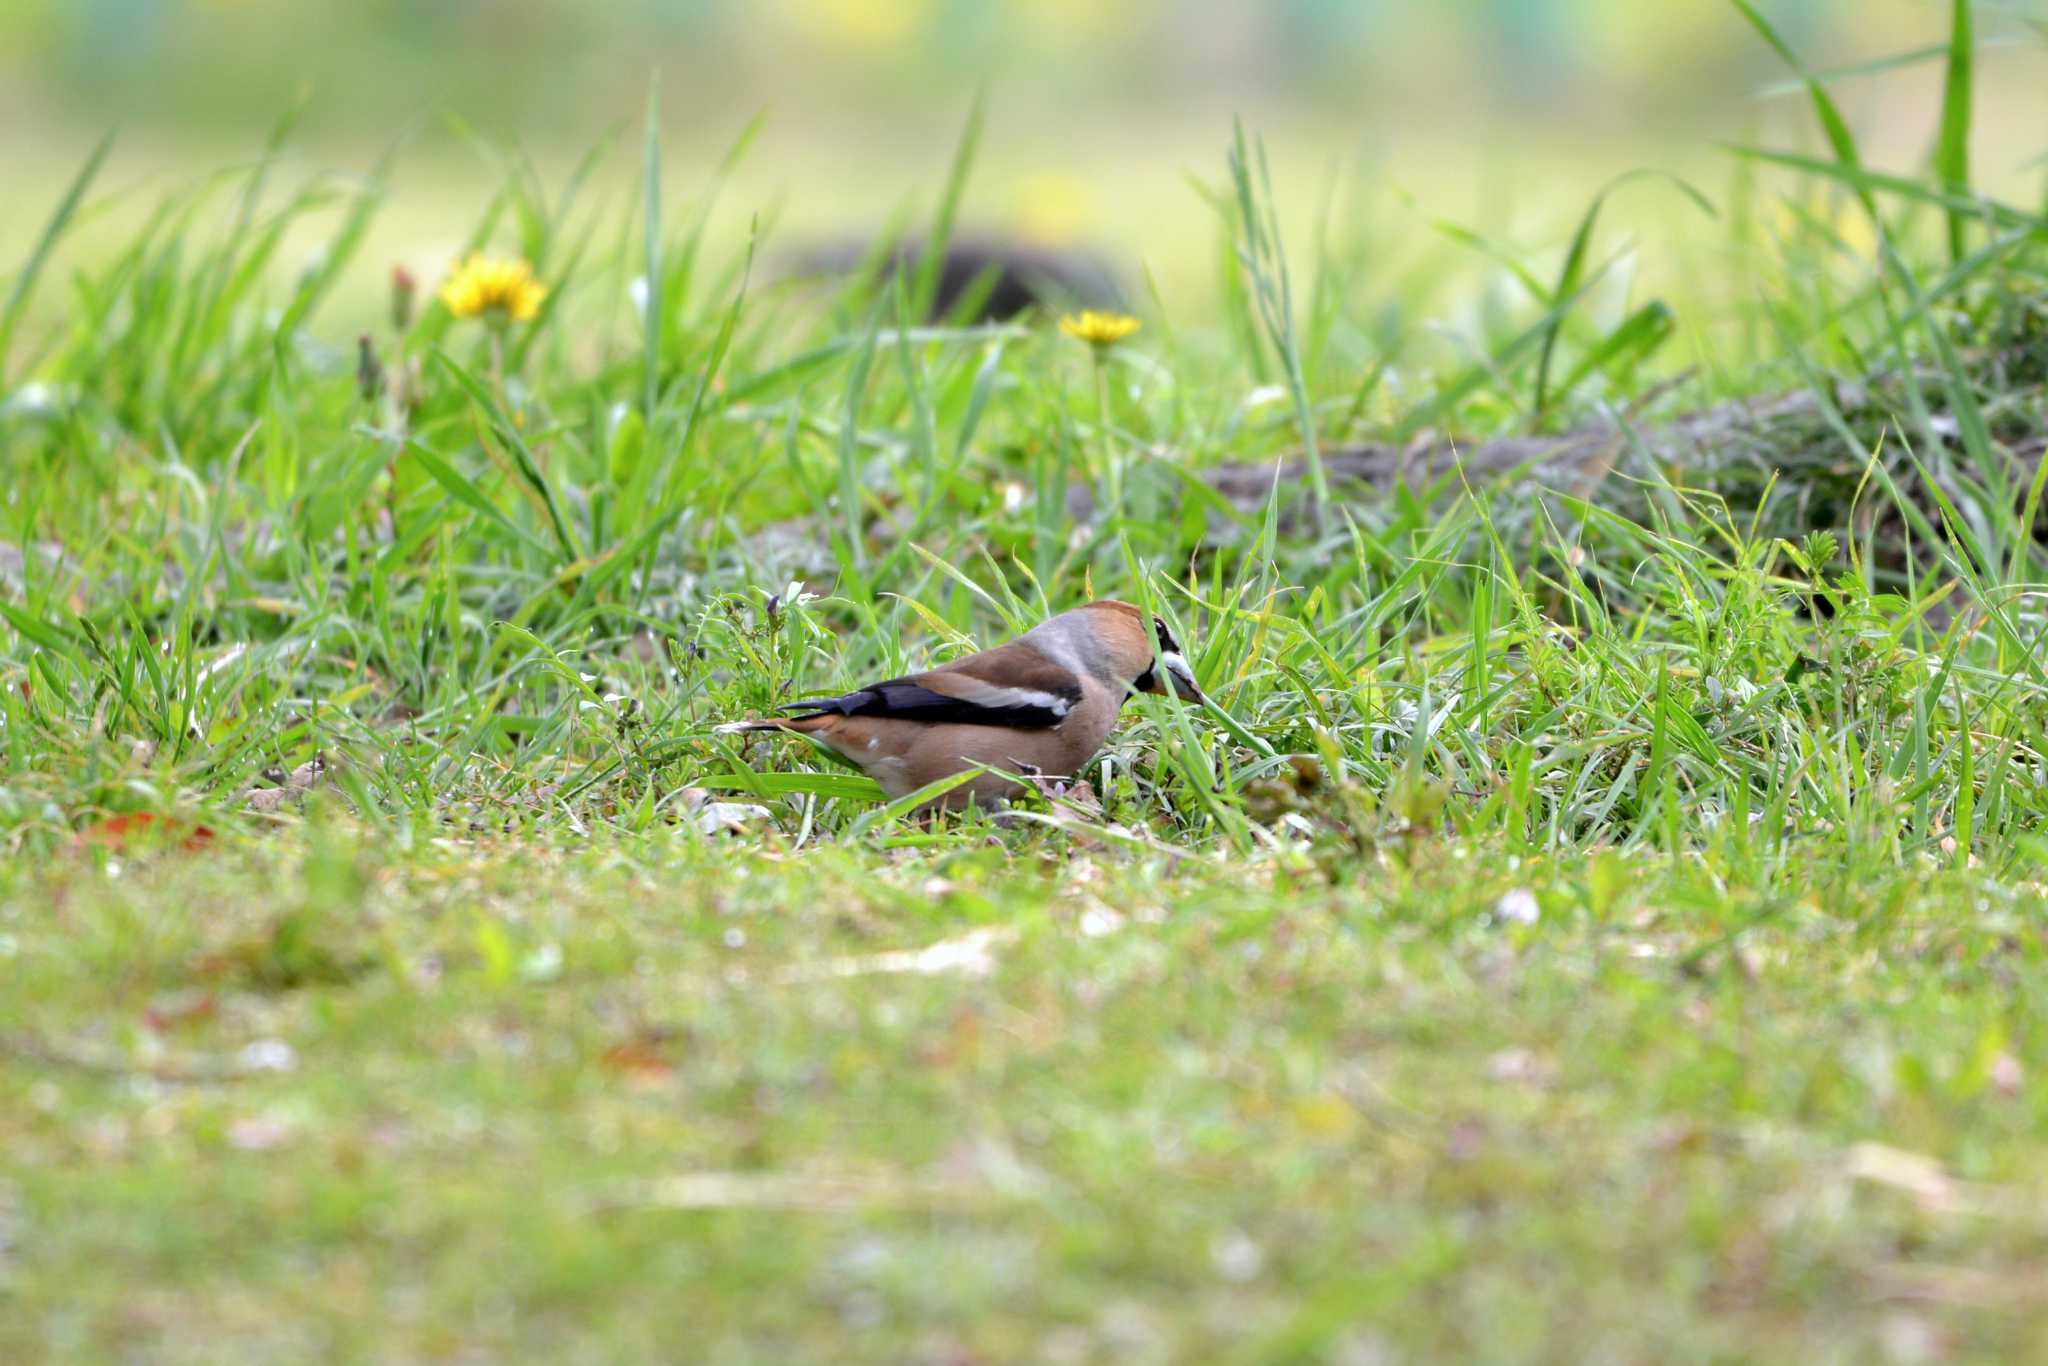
left=1153, top=616, right=1180, bottom=654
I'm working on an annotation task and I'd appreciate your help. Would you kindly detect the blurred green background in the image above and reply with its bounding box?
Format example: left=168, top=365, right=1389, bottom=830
left=3, top=1, right=2046, bottom=312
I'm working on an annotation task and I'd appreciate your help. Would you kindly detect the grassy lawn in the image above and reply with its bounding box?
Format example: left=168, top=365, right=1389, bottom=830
left=9, top=839, right=2048, bottom=1361
left=8, top=7, right=2048, bottom=1360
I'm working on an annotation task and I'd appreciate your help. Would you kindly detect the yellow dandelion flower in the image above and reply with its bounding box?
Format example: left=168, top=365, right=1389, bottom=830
left=1059, top=310, right=1141, bottom=349
left=438, top=253, right=548, bottom=324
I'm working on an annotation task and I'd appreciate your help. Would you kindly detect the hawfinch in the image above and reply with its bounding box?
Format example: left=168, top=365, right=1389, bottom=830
left=722, top=600, right=1204, bottom=812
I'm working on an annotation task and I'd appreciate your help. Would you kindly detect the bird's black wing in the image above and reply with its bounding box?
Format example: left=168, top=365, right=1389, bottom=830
left=780, top=676, right=1077, bottom=729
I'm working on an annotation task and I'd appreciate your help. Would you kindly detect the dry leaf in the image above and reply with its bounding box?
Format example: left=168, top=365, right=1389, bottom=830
left=1025, top=772, right=1102, bottom=818
left=75, top=812, right=214, bottom=854
left=1486, top=1047, right=1556, bottom=1086
left=677, top=786, right=771, bottom=836
left=767, top=927, right=1016, bottom=986
left=242, top=755, right=329, bottom=812
left=1845, top=1142, right=2024, bottom=1218
left=598, top=1169, right=985, bottom=1215
left=1848, top=1142, right=1955, bottom=1207
left=601, top=1030, right=678, bottom=1083
left=1870, top=1259, right=2048, bottom=1309
left=227, top=1114, right=295, bottom=1152
left=143, top=991, right=218, bottom=1033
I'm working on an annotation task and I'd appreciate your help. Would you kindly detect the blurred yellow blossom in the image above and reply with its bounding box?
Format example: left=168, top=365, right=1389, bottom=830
left=1772, top=193, right=1877, bottom=260
left=1059, top=310, right=1141, bottom=349
left=806, top=0, right=931, bottom=53
left=439, top=253, right=548, bottom=324
left=1012, top=170, right=1094, bottom=245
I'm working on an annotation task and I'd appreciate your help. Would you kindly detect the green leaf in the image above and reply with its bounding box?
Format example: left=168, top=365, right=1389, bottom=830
left=0, top=600, right=79, bottom=657
left=1556, top=300, right=1676, bottom=400
left=607, top=406, right=647, bottom=488
left=697, top=771, right=888, bottom=803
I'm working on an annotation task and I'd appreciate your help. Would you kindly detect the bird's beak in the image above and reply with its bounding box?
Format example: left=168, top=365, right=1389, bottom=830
left=1161, top=652, right=1206, bottom=705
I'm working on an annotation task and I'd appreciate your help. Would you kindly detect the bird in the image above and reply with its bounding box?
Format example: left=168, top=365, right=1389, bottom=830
left=781, top=235, right=1125, bottom=322
left=720, top=600, right=1204, bottom=813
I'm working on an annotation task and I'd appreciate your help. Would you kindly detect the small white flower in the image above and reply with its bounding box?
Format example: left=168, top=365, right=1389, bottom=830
left=2, top=381, right=64, bottom=418
left=1079, top=904, right=1125, bottom=938
left=228, top=1114, right=295, bottom=1151
left=1495, top=888, right=1540, bottom=925
left=1211, top=1231, right=1265, bottom=1282
left=628, top=275, right=650, bottom=314
left=238, top=1040, right=296, bottom=1073
left=520, top=942, right=563, bottom=982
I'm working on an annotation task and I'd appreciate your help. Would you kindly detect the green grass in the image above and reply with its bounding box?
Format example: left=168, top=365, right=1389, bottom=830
left=8, top=6, right=2048, bottom=1358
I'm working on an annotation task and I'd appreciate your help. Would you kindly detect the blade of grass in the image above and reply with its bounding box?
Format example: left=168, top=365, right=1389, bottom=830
left=844, top=770, right=983, bottom=838
left=1723, top=148, right=2035, bottom=231
left=0, top=128, right=114, bottom=385
left=910, top=89, right=986, bottom=321
left=1533, top=170, right=1715, bottom=424
left=403, top=438, right=556, bottom=560
left=640, top=76, right=663, bottom=430
left=1726, top=0, right=1875, bottom=220
left=274, top=136, right=401, bottom=352
left=1936, top=0, right=1975, bottom=265
left=1228, top=120, right=1327, bottom=526
left=432, top=350, right=582, bottom=564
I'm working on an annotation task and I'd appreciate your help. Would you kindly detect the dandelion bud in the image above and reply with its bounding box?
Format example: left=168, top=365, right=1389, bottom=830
left=355, top=334, right=383, bottom=403
left=391, top=265, right=418, bottom=331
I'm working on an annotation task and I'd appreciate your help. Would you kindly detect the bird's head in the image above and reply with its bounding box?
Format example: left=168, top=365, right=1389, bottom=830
left=1081, top=601, right=1205, bottom=704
